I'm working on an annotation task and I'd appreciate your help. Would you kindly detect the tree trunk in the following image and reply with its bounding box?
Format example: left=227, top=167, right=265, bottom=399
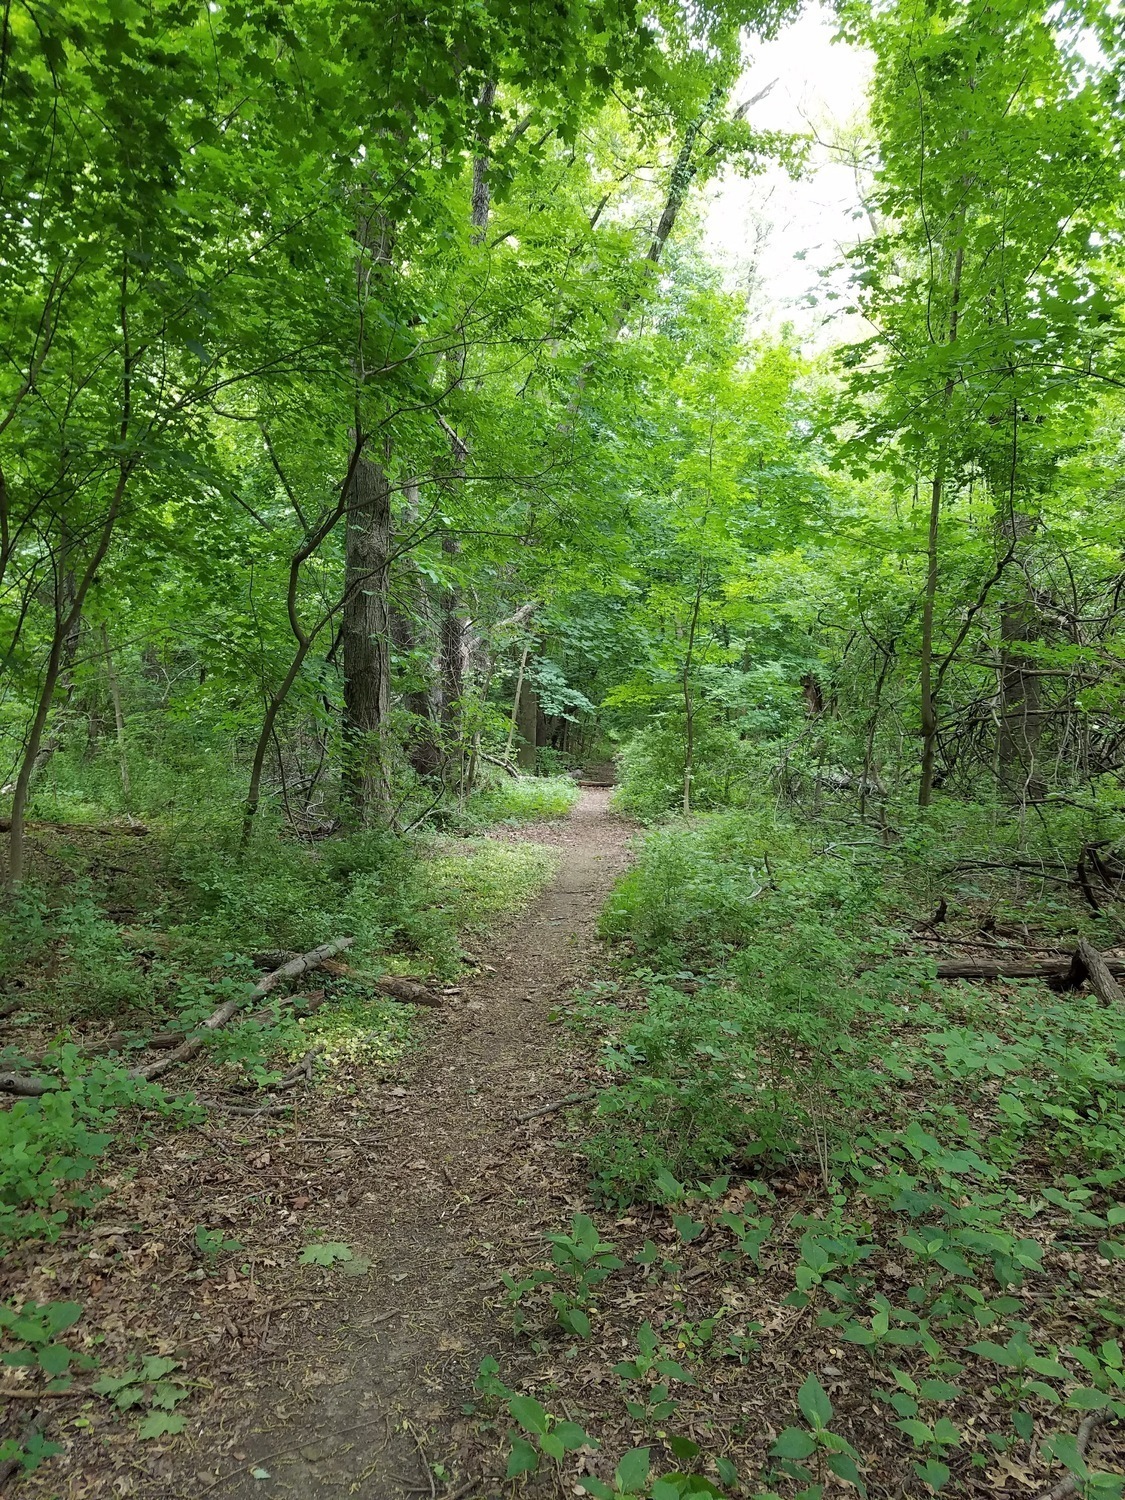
left=515, top=670, right=538, bottom=772
left=918, top=242, right=965, bottom=809
left=997, top=510, right=1042, bottom=794
left=7, top=462, right=131, bottom=886
left=101, top=624, right=130, bottom=803
left=393, top=480, right=443, bottom=778
left=341, top=450, right=392, bottom=820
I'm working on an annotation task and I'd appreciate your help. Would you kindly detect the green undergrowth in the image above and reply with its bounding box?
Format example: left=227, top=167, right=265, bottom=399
left=0, top=809, right=558, bottom=1245
left=475, top=800, right=1125, bottom=1498
left=450, top=772, right=580, bottom=829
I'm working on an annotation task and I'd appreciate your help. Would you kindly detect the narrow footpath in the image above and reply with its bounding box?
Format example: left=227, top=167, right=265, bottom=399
left=184, top=787, right=632, bottom=1499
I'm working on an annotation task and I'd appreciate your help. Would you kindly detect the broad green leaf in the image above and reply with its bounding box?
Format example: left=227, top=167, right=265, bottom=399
left=298, top=1242, right=352, bottom=1267
left=506, top=1436, right=539, bottom=1478
left=771, top=1428, right=817, bottom=1460
left=614, top=1446, right=651, bottom=1494
left=798, top=1374, right=833, bottom=1429
left=508, top=1395, right=549, bottom=1435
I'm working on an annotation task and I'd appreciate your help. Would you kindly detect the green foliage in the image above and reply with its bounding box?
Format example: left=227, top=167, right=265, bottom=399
left=501, top=1212, right=624, bottom=1338
left=0, top=1062, right=173, bottom=1241
left=591, top=808, right=887, bottom=1199
left=298, top=1241, right=354, bottom=1267
left=462, top=774, right=580, bottom=827
left=92, top=1355, right=191, bottom=1439
left=194, top=1225, right=244, bottom=1262
left=0, top=1299, right=87, bottom=1385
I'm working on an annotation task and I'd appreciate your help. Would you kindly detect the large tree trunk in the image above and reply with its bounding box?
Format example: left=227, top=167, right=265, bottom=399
left=341, top=451, right=392, bottom=819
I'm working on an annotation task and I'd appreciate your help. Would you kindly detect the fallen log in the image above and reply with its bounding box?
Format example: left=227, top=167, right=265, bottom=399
left=0, top=939, right=353, bottom=1096
left=0, top=1070, right=56, bottom=1097
left=145, top=986, right=331, bottom=1050
left=934, top=958, right=1084, bottom=980
left=363, top=973, right=443, bottom=1007
left=130, top=937, right=353, bottom=1083
left=934, top=944, right=1125, bottom=994
left=0, top=817, right=148, bottom=836
left=249, top=950, right=440, bottom=1007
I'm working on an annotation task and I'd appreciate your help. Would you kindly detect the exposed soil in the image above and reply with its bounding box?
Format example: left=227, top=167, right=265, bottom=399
left=172, top=786, right=634, bottom=1498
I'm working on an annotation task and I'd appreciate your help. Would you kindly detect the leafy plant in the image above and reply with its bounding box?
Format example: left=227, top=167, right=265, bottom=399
left=92, top=1355, right=191, bottom=1439
left=0, top=1299, right=87, bottom=1384
left=194, top=1225, right=244, bottom=1262
left=298, top=1241, right=354, bottom=1267
left=769, top=1375, right=867, bottom=1496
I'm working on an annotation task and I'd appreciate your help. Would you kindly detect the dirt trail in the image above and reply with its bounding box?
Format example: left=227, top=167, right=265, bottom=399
left=189, top=788, right=631, bottom=1499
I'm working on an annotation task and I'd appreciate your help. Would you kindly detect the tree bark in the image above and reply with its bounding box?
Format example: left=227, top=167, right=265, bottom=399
left=933, top=951, right=1125, bottom=984
left=515, top=664, right=538, bottom=771
left=997, top=511, right=1042, bottom=794
left=6, top=271, right=134, bottom=887
left=341, top=449, right=392, bottom=819
left=1074, top=939, right=1125, bottom=1007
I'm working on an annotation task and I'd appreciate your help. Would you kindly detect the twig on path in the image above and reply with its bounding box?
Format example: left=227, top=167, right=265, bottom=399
left=193, top=1098, right=295, bottom=1116
left=405, top=1421, right=437, bottom=1500
left=515, top=1088, right=597, bottom=1123
left=0, top=1387, right=85, bottom=1400
left=1033, top=1410, right=1111, bottom=1500
left=439, top=1479, right=482, bottom=1500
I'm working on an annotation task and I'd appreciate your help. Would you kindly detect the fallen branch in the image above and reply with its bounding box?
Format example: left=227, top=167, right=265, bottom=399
left=360, top=973, right=443, bottom=1007
left=480, top=752, right=519, bottom=778
left=1033, top=1410, right=1109, bottom=1500
left=0, top=940, right=354, bottom=1097
left=271, top=1045, right=322, bottom=1090
left=130, top=938, right=353, bottom=1083
left=515, top=1088, right=598, bottom=1123
left=194, top=1098, right=295, bottom=1116
left=0, top=1386, right=84, bottom=1400
left=249, top=951, right=441, bottom=1007
left=0, top=817, right=148, bottom=836
left=146, top=987, right=331, bottom=1051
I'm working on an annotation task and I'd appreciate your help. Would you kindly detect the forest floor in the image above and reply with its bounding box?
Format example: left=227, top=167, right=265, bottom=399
left=6, top=789, right=1125, bottom=1498
left=162, top=785, right=634, bottom=1499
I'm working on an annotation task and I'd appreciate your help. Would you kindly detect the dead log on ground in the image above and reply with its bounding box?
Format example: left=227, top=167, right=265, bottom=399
left=0, top=940, right=353, bottom=1096
left=0, top=817, right=148, bottom=836
left=934, top=944, right=1125, bottom=995
left=130, top=938, right=353, bottom=1083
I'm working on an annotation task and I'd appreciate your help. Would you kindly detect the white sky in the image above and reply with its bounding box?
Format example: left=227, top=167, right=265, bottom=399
left=702, top=4, right=874, bottom=347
